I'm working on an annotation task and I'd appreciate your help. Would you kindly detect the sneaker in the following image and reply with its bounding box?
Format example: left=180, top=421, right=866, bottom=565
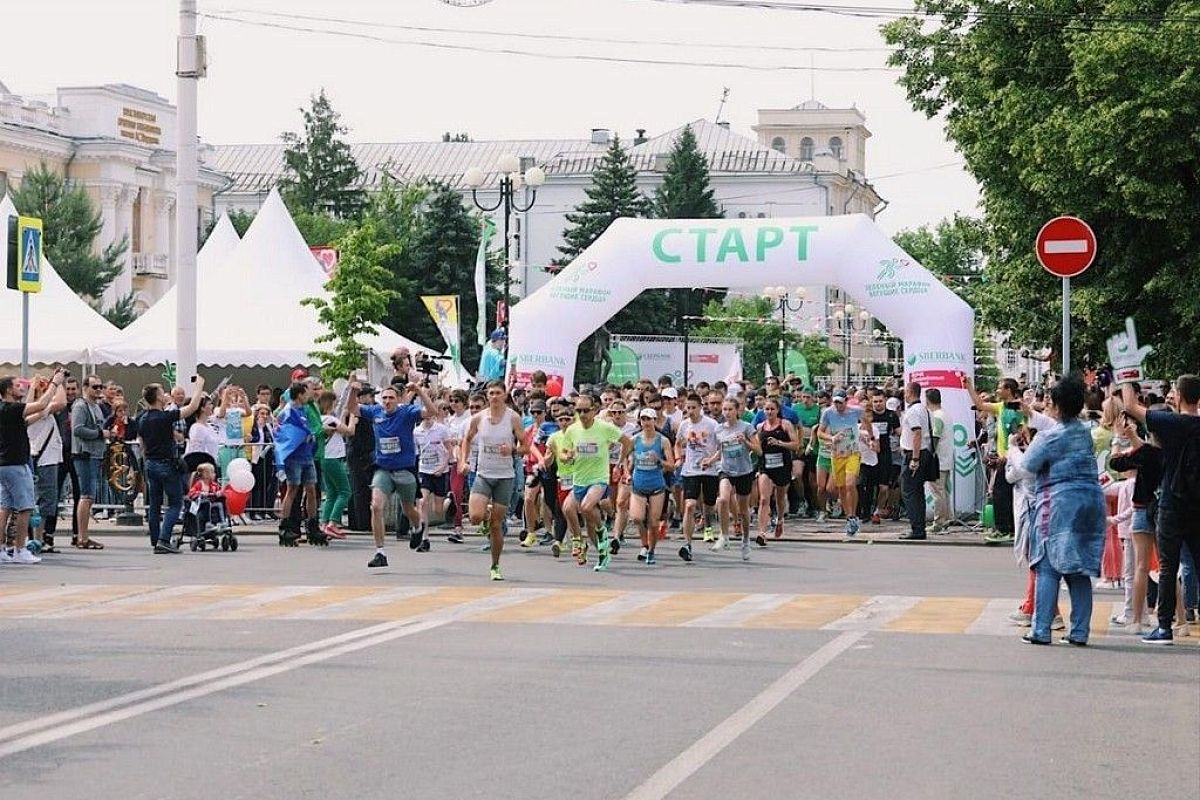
left=1021, top=633, right=1051, bottom=646
left=520, top=532, right=537, bottom=548
left=710, top=534, right=727, bottom=552
left=367, top=552, right=389, bottom=569
left=678, top=543, right=693, bottom=563
left=645, top=551, right=657, bottom=566
left=1141, top=627, right=1173, bottom=644
left=1110, top=613, right=1130, bottom=626
left=1051, top=615, right=1065, bottom=631
left=845, top=517, right=860, bottom=537
left=538, top=531, right=554, bottom=546
left=416, top=540, right=430, bottom=553
left=409, top=523, right=426, bottom=550
left=323, top=522, right=347, bottom=540
left=551, top=540, right=562, bottom=558
left=448, top=530, right=465, bottom=544
left=609, top=536, right=621, bottom=555
left=871, top=513, right=882, bottom=525
left=593, top=556, right=609, bottom=573
left=637, top=547, right=648, bottom=562
left=702, top=526, right=715, bottom=543
left=1008, top=610, right=1032, bottom=626
left=815, top=512, right=827, bottom=524
left=0, top=548, right=14, bottom=564
left=490, top=565, right=504, bottom=581
left=154, top=542, right=180, bottom=554
left=741, top=538, right=750, bottom=561
left=1057, top=637, right=1087, bottom=647
left=12, top=548, right=41, bottom=565
left=1172, top=621, right=1190, bottom=638
left=755, top=534, right=768, bottom=548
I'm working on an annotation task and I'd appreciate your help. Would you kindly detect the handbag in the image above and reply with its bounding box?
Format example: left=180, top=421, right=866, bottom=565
left=921, top=405, right=941, bottom=482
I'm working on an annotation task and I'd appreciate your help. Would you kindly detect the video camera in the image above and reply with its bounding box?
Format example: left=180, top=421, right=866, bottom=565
left=414, top=353, right=449, bottom=376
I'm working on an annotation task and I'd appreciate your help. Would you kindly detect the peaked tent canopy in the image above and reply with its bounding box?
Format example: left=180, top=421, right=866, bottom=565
left=0, top=194, right=120, bottom=365
left=91, top=189, right=434, bottom=368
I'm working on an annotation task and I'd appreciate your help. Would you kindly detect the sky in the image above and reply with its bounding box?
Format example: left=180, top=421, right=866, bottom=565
left=0, top=0, right=980, bottom=234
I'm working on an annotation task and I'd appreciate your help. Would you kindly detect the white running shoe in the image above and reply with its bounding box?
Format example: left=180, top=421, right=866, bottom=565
left=0, top=547, right=14, bottom=564
left=13, top=548, right=41, bottom=565
left=710, top=535, right=727, bottom=552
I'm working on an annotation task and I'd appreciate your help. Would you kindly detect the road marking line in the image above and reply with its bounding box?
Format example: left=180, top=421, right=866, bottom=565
left=622, top=631, right=865, bottom=800
left=171, top=585, right=325, bottom=619
left=965, top=598, right=1022, bottom=637
left=1043, top=239, right=1088, bottom=254
left=109, top=584, right=265, bottom=618
left=346, top=585, right=504, bottom=621
left=430, top=588, right=556, bottom=622
left=471, top=589, right=621, bottom=623
left=613, top=592, right=748, bottom=627
left=548, top=590, right=666, bottom=625
left=681, top=593, right=794, bottom=628
left=886, top=597, right=990, bottom=634
left=219, top=585, right=385, bottom=620
left=0, top=617, right=442, bottom=746
left=822, top=595, right=921, bottom=631
left=0, top=618, right=448, bottom=758
left=5, top=584, right=158, bottom=616
left=282, top=586, right=438, bottom=620
left=741, top=593, right=866, bottom=630
left=39, top=585, right=192, bottom=619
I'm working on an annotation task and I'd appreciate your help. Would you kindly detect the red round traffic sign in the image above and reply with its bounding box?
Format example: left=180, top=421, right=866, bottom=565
left=1035, top=216, right=1096, bottom=278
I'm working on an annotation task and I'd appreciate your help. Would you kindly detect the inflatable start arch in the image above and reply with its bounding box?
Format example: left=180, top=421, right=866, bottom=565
left=508, top=214, right=978, bottom=513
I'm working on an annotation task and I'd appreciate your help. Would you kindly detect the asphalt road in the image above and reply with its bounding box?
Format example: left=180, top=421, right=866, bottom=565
left=1, top=534, right=1196, bottom=800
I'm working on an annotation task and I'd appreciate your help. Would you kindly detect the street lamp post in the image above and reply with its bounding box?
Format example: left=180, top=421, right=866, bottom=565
left=832, top=303, right=872, bottom=385
left=464, top=156, right=545, bottom=337
left=763, top=285, right=807, bottom=377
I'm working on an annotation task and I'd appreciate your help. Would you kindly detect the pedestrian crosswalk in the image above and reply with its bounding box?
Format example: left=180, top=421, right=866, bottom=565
left=2, top=582, right=1195, bottom=642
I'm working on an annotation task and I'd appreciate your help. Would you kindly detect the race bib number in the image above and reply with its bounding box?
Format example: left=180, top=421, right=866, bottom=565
left=873, top=422, right=889, bottom=438
left=764, top=452, right=784, bottom=470
left=576, top=442, right=599, bottom=456
left=559, top=475, right=574, bottom=490
left=609, top=443, right=623, bottom=465
left=419, top=447, right=440, bottom=470
left=483, top=443, right=505, bottom=456
left=721, top=441, right=745, bottom=457
left=634, top=452, right=658, bottom=470
left=379, top=436, right=400, bottom=455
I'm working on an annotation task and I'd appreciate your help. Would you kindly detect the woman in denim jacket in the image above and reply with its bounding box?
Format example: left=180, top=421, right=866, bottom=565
left=1021, top=373, right=1107, bottom=646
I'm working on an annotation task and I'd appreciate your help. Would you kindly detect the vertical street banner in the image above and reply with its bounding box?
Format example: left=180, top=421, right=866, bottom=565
left=422, top=294, right=463, bottom=369
left=475, top=217, right=496, bottom=346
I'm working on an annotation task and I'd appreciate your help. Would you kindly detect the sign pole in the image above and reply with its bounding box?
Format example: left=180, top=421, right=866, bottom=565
left=21, top=291, right=29, bottom=378
left=1062, top=277, right=1070, bottom=375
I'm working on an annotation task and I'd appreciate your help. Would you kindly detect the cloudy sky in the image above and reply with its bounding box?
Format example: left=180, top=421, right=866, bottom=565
left=2, top=0, right=979, bottom=233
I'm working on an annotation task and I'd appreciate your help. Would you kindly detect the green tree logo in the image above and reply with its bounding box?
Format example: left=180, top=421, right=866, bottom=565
left=877, top=257, right=909, bottom=281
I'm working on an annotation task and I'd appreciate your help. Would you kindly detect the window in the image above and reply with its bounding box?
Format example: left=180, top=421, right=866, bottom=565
left=0, top=171, right=7, bottom=196
left=131, top=189, right=142, bottom=253
left=737, top=212, right=747, bottom=219
left=829, top=136, right=843, bottom=159
left=1005, top=349, right=1018, bottom=367
left=799, top=137, right=814, bottom=161
left=770, top=136, right=786, bottom=154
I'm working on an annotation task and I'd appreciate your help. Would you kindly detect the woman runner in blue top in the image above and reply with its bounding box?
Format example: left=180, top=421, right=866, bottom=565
left=629, top=407, right=674, bottom=565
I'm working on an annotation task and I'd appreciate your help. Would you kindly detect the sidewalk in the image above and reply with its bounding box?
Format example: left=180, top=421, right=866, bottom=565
left=79, top=515, right=998, bottom=547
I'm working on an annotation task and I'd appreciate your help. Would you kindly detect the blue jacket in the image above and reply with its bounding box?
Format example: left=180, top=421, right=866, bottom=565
left=1022, top=419, right=1106, bottom=576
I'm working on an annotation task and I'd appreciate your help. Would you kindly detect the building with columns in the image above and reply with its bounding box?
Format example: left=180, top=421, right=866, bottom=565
left=0, top=80, right=225, bottom=313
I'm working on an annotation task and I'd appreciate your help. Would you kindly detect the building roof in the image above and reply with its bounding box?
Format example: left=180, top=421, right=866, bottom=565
left=211, top=119, right=810, bottom=195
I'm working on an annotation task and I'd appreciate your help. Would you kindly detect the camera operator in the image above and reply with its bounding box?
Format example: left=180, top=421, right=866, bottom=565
left=390, top=347, right=421, bottom=387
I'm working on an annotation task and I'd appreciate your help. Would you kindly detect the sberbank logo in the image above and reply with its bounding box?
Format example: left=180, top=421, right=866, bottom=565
left=907, top=354, right=918, bottom=367
left=652, top=225, right=819, bottom=264
left=908, top=350, right=969, bottom=367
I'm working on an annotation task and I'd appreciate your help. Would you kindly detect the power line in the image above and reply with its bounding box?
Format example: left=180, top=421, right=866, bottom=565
left=200, top=12, right=901, bottom=72
left=215, top=7, right=894, bottom=53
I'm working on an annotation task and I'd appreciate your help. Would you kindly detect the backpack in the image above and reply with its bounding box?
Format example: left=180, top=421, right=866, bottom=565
left=1168, top=421, right=1200, bottom=511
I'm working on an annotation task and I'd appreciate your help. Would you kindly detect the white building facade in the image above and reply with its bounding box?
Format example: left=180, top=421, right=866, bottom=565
left=0, top=80, right=226, bottom=313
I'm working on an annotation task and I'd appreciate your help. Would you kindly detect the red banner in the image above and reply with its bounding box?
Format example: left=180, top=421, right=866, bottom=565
left=905, top=368, right=968, bottom=390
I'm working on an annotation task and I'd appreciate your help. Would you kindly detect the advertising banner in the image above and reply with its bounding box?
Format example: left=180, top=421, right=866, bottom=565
left=607, top=337, right=741, bottom=386
left=421, top=295, right=462, bottom=369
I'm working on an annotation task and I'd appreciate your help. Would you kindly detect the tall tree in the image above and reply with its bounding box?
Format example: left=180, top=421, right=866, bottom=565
left=279, top=89, right=365, bottom=219
left=302, top=220, right=399, bottom=377
left=554, top=135, right=665, bottom=383
left=8, top=163, right=127, bottom=300
left=883, top=1, right=1200, bottom=375
left=652, top=124, right=726, bottom=368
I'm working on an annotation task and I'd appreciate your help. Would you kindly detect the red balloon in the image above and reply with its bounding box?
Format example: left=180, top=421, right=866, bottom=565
left=223, top=486, right=250, bottom=516
left=545, top=375, right=564, bottom=397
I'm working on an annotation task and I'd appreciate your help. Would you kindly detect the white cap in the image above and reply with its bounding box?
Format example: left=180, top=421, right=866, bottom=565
left=885, top=397, right=901, bottom=411
left=661, top=387, right=679, bottom=399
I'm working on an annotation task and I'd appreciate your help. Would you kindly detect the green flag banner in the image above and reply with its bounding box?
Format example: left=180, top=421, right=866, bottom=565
left=475, top=217, right=496, bottom=347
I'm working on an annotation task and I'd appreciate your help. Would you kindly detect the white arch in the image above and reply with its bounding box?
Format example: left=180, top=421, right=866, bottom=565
left=508, top=214, right=979, bottom=513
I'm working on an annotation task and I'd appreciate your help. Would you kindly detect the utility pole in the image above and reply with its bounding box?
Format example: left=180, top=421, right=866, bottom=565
left=175, top=0, right=205, bottom=387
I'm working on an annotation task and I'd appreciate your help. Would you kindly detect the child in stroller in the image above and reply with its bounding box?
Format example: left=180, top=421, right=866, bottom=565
left=183, top=464, right=237, bottom=551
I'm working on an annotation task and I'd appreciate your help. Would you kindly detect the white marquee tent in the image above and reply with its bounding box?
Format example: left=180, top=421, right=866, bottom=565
left=0, top=194, right=120, bottom=365
left=91, top=189, right=434, bottom=370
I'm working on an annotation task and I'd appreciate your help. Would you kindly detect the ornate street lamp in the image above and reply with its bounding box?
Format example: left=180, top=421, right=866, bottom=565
left=764, top=285, right=807, bottom=377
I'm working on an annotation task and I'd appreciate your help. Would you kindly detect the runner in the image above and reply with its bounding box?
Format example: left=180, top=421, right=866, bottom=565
left=415, top=406, right=453, bottom=541
left=351, top=382, right=434, bottom=568
left=628, top=406, right=674, bottom=566
left=604, top=398, right=639, bottom=551
left=539, top=405, right=578, bottom=559
left=807, top=392, right=834, bottom=522
left=757, top=398, right=801, bottom=540
left=458, top=381, right=527, bottom=581
left=869, top=390, right=901, bottom=524
left=443, top=390, right=473, bottom=543
left=675, top=393, right=721, bottom=563
left=274, top=381, right=322, bottom=546
left=710, top=397, right=762, bottom=560
left=660, top=387, right=684, bottom=529
left=561, top=393, right=630, bottom=572
left=820, top=391, right=865, bottom=536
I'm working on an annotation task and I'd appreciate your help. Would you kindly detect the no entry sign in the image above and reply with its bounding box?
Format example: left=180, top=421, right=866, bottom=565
left=1036, top=216, right=1096, bottom=278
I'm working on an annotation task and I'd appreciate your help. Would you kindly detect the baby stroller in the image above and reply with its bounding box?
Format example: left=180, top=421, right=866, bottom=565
left=174, top=452, right=239, bottom=553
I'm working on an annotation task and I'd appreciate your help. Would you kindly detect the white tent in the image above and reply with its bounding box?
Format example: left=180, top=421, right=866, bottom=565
left=0, top=194, right=120, bottom=365
left=91, top=189, right=434, bottom=368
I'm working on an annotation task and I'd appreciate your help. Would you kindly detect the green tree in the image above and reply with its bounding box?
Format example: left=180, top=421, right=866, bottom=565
left=554, top=135, right=664, bottom=382
left=397, top=182, right=505, bottom=372
left=302, top=220, right=399, bottom=377
left=292, top=210, right=352, bottom=247
left=692, top=296, right=841, bottom=384
left=98, top=292, right=139, bottom=330
left=882, top=1, right=1200, bottom=375
left=8, top=163, right=127, bottom=300
left=280, top=89, right=365, bottom=219
left=652, top=125, right=721, bottom=220
left=200, top=208, right=255, bottom=246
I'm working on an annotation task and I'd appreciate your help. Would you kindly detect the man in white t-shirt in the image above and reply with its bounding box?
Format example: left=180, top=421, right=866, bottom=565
left=674, top=393, right=721, bottom=562
left=415, top=413, right=453, bottom=532
left=899, top=381, right=932, bottom=540
left=925, top=388, right=955, bottom=531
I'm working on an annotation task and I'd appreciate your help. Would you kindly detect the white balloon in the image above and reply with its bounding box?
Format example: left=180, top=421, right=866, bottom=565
left=227, top=458, right=252, bottom=476
left=229, top=469, right=256, bottom=493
